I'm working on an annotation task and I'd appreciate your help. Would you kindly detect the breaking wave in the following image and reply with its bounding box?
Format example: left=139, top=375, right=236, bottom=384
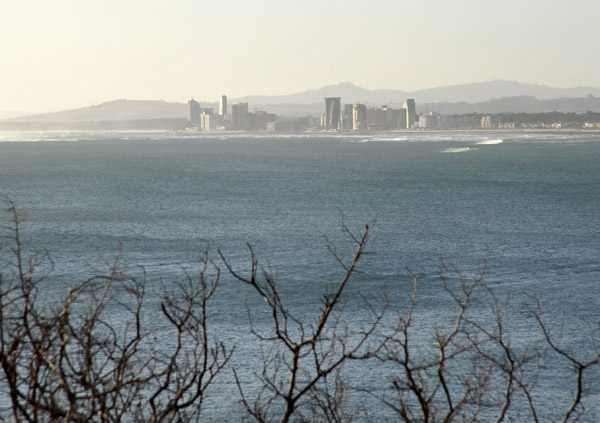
left=441, top=147, right=473, bottom=153
left=475, top=139, right=503, bottom=145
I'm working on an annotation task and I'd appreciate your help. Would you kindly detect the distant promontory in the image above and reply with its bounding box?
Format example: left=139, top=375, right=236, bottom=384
left=2, top=80, right=600, bottom=131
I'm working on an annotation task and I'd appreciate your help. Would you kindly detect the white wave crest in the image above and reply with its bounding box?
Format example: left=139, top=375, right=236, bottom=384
left=441, top=147, right=472, bottom=153
left=475, top=139, right=503, bottom=145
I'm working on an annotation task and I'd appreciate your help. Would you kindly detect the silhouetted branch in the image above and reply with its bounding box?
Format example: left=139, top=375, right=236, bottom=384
left=2, top=202, right=598, bottom=422
left=221, top=221, right=385, bottom=423
left=0, top=203, right=231, bottom=423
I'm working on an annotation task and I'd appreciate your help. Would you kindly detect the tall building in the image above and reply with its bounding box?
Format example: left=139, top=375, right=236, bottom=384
left=367, top=105, right=402, bottom=130
left=369, top=105, right=391, bottom=130
left=231, top=102, right=249, bottom=130
left=219, top=95, right=227, bottom=116
left=403, top=99, right=416, bottom=129
left=352, top=104, right=367, bottom=130
left=342, top=104, right=354, bottom=131
left=324, top=97, right=341, bottom=131
left=200, top=112, right=211, bottom=131
left=189, top=98, right=201, bottom=126
left=398, top=108, right=407, bottom=129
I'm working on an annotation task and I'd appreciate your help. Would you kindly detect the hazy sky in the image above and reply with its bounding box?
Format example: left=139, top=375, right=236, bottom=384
left=2, top=0, right=599, bottom=113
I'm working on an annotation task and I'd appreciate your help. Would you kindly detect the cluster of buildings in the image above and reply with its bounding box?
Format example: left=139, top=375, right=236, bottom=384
left=187, top=95, right=420, bottom=132
left=188, top=96, right=227, bottom=131
left=187, top=96, right=600, bottom=132
left=188, top=96, right=277, bottom=132
left=323, top=98, right=416, bottom=131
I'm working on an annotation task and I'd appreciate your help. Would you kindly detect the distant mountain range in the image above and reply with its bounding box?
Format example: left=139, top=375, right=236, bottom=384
left=420, top=95, right=600, bottom=115
left=2, top=81, right=600, bottom=128
left=232, top=80, right=600, bottom=105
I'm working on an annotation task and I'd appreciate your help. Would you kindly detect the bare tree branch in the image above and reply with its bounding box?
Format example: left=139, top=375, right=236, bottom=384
left=0, top=203, right=231, bottom=423
left=221, top=220, right=385, bottom=423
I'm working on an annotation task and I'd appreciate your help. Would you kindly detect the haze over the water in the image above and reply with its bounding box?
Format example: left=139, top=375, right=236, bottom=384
left=1, top=0, right=599, bottom=114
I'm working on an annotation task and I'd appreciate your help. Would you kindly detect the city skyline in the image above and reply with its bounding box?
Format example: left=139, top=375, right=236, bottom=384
left=2, top=0, right=600, bottom=114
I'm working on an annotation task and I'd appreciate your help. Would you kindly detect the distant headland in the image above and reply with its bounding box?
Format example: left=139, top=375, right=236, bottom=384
left=2, top=81, right=600, bottom=131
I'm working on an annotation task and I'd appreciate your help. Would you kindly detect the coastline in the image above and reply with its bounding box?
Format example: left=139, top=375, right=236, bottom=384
left=2, top=128, right=600, bottom=135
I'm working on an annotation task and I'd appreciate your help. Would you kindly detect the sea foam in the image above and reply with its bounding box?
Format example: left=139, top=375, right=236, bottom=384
left=441, top=147, right=473, bottom=153
left=475, top=139, right=503, bottom=145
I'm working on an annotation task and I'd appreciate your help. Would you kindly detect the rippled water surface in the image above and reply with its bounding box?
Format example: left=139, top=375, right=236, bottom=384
left=1, top=131, right=599, bottom=420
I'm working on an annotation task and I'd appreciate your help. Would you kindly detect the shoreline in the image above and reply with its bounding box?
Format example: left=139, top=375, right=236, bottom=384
left=2, top=128, right=600, bottom=135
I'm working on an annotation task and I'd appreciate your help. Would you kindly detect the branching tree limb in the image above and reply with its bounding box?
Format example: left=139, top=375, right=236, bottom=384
left=2, top=202, right=598, bottom=423
left=220, top=220, right=386, bottom=423
left=377, top=260, right=599, bottom=423
left=0, top=201, right=231, bottom=423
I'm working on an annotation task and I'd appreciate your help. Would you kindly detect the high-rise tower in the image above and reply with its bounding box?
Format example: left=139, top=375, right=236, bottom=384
left=342, top=104, right=354, bottom=131
left=189, top=98, right=201, bottom=126
left=403, top=99, right=416, bottom=129
left=352, top=104, right=367, bottom=130
left=231, top=102, right=249, bottom=130
left=219, top=95, right=227, bottom=116
left=324, top=97, right=341, bottom=131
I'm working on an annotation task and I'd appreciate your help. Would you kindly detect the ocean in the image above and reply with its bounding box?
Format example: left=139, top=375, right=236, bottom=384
left=1, top=131, right=599, bottom=421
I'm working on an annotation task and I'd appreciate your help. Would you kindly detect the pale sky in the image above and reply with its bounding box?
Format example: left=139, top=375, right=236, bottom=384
left=1, top=0, right=599, bottom=113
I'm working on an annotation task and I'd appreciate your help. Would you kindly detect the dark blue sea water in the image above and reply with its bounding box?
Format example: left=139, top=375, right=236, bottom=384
left=1, top=131, right=599, bottom=421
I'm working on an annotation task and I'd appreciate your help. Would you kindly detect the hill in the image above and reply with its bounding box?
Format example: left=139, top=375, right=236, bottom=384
left=420, top=95, right=600, bottom=114
left=233, top=82, right=409, bottom=105
left=232, top=80, right=600, bottom=105
left=5, top=99, right=190, bottom=123
left=3, top=81, right=600, bottom=127
left=412, top=80, right=600, bottom=103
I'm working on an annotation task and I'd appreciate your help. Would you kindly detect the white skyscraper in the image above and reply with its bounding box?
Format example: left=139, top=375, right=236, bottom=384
left=352, top=104, right=367, bottom=130
left=403, top=99, right=416, bottom=129
left=219, top=95, right=227, bottom=116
